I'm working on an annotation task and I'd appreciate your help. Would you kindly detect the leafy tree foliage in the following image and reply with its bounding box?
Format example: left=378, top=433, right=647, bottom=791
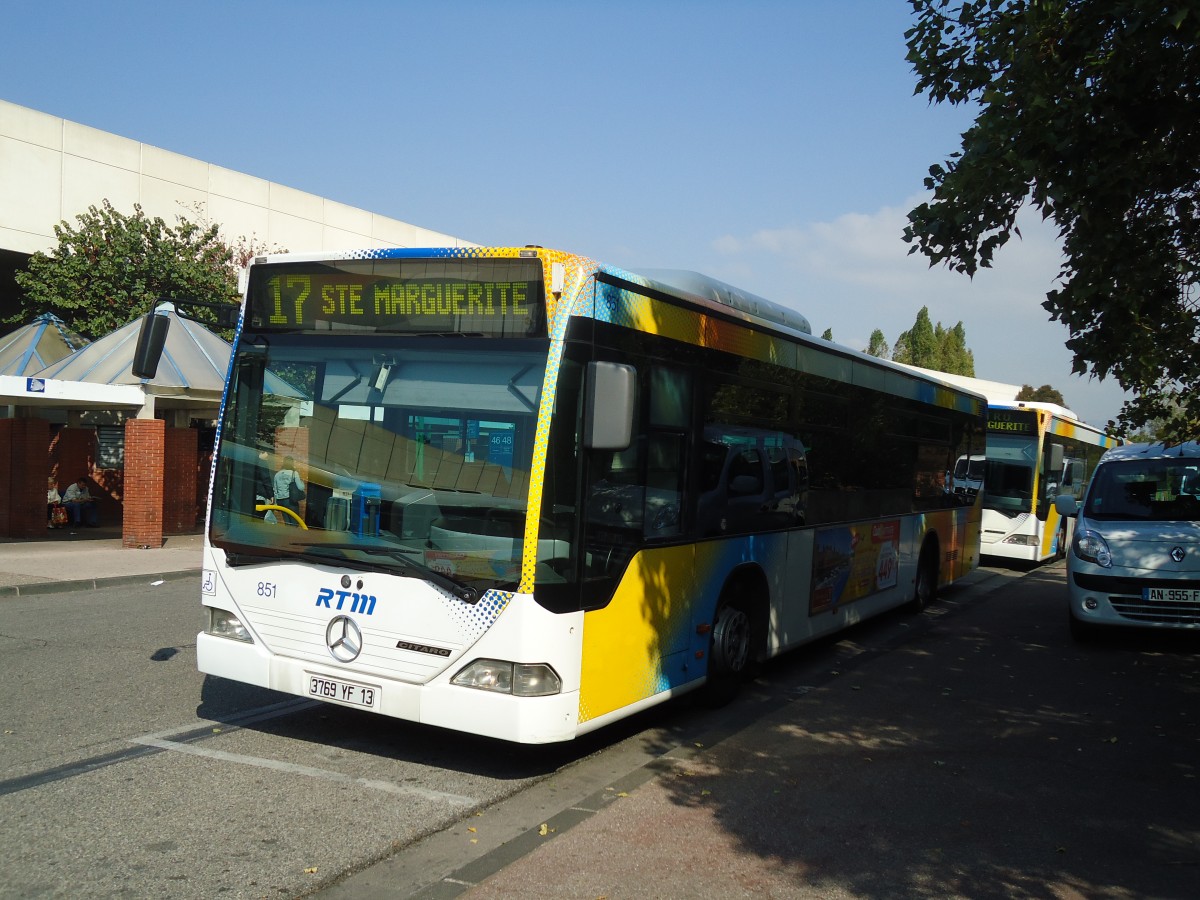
left=891, top=306, right=976, bottom=376
left=904, top=0, right=1200, bottom=440
left=867, top=328, right=891, bottom=358
left=936, top=321, right=975, bottom=376
left=820, top=327, right=834, bottom=341
left=12, top=200, right=240, bottom=339
left=1016, top=383, right=1067, bottom=406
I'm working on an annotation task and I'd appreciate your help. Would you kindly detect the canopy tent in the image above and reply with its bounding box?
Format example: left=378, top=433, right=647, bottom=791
left=0, top=313, right=89, bottom=377
left=18, top=303, right=297, bottom=413
left=35, top=303, right=232, bottom=408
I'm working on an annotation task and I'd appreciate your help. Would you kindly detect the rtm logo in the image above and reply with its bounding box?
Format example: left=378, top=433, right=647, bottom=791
left=315, top=588, right=377, bottom=616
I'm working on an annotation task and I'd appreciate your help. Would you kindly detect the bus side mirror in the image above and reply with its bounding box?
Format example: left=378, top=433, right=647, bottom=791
left=131, top=311, right=171, bottom=378
left=1055, top=495, right=1078, bottom=517
left=584, top=361, right=635, bottom=450
left=1047, top=443, right=1064, bottom=475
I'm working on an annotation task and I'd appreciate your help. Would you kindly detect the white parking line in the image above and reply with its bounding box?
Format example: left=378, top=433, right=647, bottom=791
left=134, top=698, right=319, bottom=744
left=131, top=736, right=476, bottom=805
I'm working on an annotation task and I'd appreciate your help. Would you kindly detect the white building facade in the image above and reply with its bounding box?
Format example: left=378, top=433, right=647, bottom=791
left=0, top=97, right=471, bottom=266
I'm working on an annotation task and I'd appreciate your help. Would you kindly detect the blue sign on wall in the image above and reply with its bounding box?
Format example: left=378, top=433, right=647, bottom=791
left=489, top=430, right=514, bottom=470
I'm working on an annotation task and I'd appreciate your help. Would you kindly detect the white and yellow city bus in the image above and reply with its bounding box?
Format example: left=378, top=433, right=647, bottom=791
left=192, top=247, right=986, bottom=743
left=980, top=402, right=1119, bottom=563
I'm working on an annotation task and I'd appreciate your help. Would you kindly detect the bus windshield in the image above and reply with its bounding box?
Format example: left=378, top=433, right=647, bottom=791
left=981, top=434, right=1036, bottom=513
left=209, top=334, right=550, bottom=594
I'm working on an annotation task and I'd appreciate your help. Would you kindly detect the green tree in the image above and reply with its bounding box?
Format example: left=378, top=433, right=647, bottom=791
left=820, top=327, right=834, bottom=341
left=12, top=200, right=239, bottom=339
left=1016, top=384, right=1067, bottom=406
left=903, top=0, right=1200, bottom=441
left=892, top=306, right=940, bottom=368
left=940, top=321, right=975, bottom=376
left=890, top=309, right=975, bottom=375
left=867, top=328, right=890, bottom=358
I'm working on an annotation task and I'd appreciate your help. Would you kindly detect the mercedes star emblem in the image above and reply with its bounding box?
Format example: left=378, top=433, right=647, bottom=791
left=325, top=615, right=363, bottom=663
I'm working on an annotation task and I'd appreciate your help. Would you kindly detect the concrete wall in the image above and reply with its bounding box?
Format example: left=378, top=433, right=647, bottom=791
left=0, top=99, right=474, bottom=257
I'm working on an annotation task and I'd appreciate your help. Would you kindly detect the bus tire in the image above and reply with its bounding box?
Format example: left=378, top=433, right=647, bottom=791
left=703, top=593, right=753, bottom=707
left=907, top=541, right=939, bottom=614
left=1054, top=522, right=1068, bottom=561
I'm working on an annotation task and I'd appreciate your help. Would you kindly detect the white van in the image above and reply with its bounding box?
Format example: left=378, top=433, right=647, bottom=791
left=1055, top=441, right=1200, bottom=639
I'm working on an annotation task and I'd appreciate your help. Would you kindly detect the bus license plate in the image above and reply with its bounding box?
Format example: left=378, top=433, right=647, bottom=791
left=308, top=675, right=378, bottom=709
left=1144, top=587, right=1200, bottom=603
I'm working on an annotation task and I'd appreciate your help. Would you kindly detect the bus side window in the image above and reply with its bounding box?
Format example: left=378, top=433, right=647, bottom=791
left=645, top=433, right=684, bottom=536
left=768, top=446, right=790, bottom=495
left=729, top=449, right=763, bottom=495
left=699, top=441, right=726, bottom=493
left=643, top=366, right=690, bottom=538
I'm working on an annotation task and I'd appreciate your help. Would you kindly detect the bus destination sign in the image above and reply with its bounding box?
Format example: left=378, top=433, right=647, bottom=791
left=987, top=408, right=1036, bottom=435
left=247, top=259, right=546, bottom=337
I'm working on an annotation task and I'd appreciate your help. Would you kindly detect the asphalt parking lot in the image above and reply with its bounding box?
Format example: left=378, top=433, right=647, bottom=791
left=426, top=561, right=1200, bottom=900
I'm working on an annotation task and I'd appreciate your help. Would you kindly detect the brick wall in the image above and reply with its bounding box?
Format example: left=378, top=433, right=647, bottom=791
left=0, top=419, right=52, bottom=538
left=0, top=420, right=9, bottom=535
left=0, top=419, right=206, bottom=541
left=49, top=427, right=128, bottom=527
left=197, top=448, right=214, bottom=527
left=164, top=427, right=199, bottom=532
left=123, top=418, right=165, bottom=548
left=50, top=426, right=95, bottom=496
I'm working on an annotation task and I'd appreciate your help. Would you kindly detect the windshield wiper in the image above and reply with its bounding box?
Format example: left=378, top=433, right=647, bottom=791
left=374, top=328, right=488, bottom=336
left=288, top=541, right=481, bottom=603
left=225, top=550, right=281, bottom=567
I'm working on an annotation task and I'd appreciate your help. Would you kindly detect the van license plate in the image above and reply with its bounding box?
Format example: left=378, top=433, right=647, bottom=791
left=308, top=675, right=378, bottom=708
left=1144, top=587, right=1200, bottom=603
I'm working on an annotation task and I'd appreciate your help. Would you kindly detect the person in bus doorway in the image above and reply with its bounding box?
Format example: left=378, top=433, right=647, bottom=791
left=273, top=456, right=305, bottom=525
left=254, top=451, right=276, bottom=522
left=63, top=477, right=99, bottom=527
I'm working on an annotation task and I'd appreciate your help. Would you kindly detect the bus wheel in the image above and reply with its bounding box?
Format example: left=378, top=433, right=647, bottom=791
left=1054, top=523, right=1068, bottom=561
left=704, top=597, right=752, bottom=706
left=908, top=543, right=939, bottom=614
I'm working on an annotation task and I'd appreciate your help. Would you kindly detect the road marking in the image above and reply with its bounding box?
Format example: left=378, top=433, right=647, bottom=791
left=0, top=698, right=319, bottom=798
left=134, top=697, right=318, bottom=743
left=0, top=745, right=160, bottom=797
left=131, top=737, right=476, bottom=805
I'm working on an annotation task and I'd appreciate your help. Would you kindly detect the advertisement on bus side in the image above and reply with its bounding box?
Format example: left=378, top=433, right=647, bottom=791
left=811, top=520, right=901, bottom=614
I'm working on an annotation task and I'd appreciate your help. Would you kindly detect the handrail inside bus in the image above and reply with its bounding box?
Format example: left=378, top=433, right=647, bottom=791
left=255, top=504, right=308, bottom=529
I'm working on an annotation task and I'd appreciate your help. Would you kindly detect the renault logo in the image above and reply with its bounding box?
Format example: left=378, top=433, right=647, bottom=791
left=1171, top=546, right=1186, bottom=563
left=325, top=616, right=363, bottom=663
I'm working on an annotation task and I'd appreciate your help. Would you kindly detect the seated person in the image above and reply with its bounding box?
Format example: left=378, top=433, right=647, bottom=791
left=63, top=477, right=99, bottom=526
left=47, top=477, right=63, bottom=528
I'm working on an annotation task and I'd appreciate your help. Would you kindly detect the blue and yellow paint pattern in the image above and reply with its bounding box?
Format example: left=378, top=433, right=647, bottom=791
left=340, top=247, right=983, bottom=726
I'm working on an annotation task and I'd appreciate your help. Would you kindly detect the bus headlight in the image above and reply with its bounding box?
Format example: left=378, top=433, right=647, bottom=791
left=1002, top=534, right=1040, bottom=546
left=206, top=607, right=253, bottom=642
left=452, top=659, right=562, bottom=696
left=1073, top=529, right=1112, bottom=568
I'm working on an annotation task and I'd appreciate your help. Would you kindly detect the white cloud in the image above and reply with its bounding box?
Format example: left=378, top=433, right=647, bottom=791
left=706, top=201, right=1130, bottom=428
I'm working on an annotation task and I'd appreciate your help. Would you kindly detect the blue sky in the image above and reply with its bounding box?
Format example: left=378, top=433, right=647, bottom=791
left=3, top=0, right=1129, bottom=426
